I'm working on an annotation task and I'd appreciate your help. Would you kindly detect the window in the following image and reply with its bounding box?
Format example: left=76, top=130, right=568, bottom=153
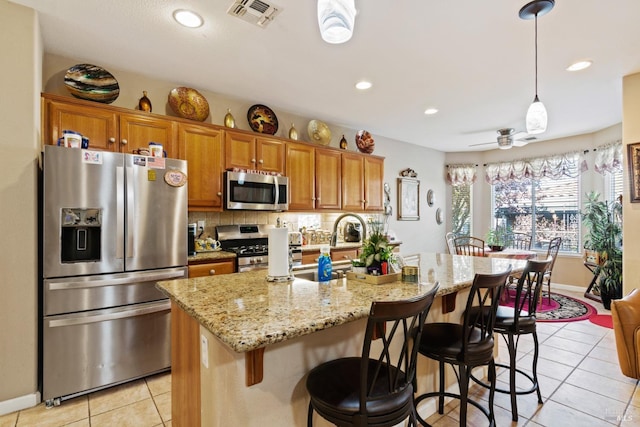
left=491, top=174, right=581, bottom=253
left=606, top=169, right=624, bottom=203
left=452, top=183, right=471, bottom=235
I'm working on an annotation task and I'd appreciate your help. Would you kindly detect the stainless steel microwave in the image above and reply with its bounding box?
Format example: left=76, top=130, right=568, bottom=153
left=225, top=171, right=289, bottom=211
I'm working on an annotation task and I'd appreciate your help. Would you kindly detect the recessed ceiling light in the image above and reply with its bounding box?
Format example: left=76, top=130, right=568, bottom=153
left=566, top=60, right=592, bottom=72
left=173, top=9, right=204, bottom=28
left=355, top=81, right=372, bottom=90
left=424, top=108, right=439, bottom=115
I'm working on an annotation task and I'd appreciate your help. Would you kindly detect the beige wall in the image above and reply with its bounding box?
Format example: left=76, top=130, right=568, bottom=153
left=0, top=0, right=41, bottom=405
left=622, top=72, right=640, bottom=295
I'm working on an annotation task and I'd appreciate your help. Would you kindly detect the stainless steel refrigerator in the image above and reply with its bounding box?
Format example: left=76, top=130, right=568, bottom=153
left=41, top=145, right=188, bottom=406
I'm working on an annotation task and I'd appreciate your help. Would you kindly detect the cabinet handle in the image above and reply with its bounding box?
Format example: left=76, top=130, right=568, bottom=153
left=121, top=139, right=128, bottom=145
left=108, top=137, right=116, bottom=144
left=217, top=192, right=222, bottom=196
left=251, top=158, right=256, bottom=164
left=258, top=159, right=264, bottom=164
left=209, top=269, right=216, bottom=276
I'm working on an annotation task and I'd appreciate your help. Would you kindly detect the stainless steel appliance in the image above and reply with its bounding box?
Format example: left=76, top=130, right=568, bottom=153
left=344, top=221, right=362, bottom=242
left=216, top=224, right=272, bottom=272
left=225, top=171, right=288, bottom=211
left=41, top=145, right=188, bottom=406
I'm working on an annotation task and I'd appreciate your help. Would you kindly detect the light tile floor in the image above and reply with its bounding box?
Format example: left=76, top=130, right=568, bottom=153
left=0, top=290, right=638, bottom=426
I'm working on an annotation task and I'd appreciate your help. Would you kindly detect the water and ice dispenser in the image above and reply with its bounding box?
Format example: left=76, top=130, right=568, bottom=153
left=60, top=208, right=102, bottom=263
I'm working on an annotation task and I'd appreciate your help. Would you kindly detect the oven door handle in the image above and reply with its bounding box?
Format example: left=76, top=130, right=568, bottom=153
left=47, top=300, right=171, bottom=328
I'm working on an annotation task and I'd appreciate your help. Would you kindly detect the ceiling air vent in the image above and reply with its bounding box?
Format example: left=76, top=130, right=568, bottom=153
left=227, top=0, right=282, bottom=28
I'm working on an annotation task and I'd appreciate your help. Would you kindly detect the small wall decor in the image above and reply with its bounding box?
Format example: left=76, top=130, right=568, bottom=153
left=355, top=130, right=375, bottom=154
left=435, top=208, right=443, bottom=225
left=138, top=91, right=152, bottom=112
left=400, top=168, right=417, bottom=178
left=427, top=189, right=435, bottom=207
left=383, top=182, right=392, bottom=216
left=224, top=108, right=236, bottom=128
left=398, top=177, right=420, bottom=220
left=628, top=142, right=640, bottom=202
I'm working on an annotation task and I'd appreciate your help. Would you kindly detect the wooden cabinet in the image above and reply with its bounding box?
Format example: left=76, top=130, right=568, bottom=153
left=287, top=142, right=316, bottom=211
left=188, top=259, right=236, bottom=278
left=287, top=144, right=342, bottom=211
left=342, top=153, right=384, bottom=212
left=301, top=247, right=360, bottom=265
left=225, top=130, right=285, bottom=174
left=178, top=124, right=225, bottom=210
left=43, top=94, right=176, bottom=156
left=315, top=148, right=342, bottom=210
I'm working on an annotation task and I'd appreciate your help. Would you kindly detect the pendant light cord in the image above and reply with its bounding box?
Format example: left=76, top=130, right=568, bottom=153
left=534, top=13, right=538, bottom=97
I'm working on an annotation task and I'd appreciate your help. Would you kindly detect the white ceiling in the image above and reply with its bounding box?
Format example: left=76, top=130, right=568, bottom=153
left=12, top=0, right=640, bottom=152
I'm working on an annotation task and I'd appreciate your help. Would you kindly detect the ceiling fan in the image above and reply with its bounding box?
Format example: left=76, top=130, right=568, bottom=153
left=469, top=128, right=537, bottom=150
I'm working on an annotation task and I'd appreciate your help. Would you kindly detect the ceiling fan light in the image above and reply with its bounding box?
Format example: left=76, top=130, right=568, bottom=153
left=317, top=0, right=356, bottom=44
left=526, top=96, right=547, bottom=134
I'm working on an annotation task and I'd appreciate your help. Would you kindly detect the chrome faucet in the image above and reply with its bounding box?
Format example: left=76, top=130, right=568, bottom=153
left=330, top=213, right=367, bottom=247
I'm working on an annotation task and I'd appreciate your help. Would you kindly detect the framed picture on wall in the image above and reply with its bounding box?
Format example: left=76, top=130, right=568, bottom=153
left=397, top=177, right=420, bottom=220
left=628, top=142, right=640, bottom=203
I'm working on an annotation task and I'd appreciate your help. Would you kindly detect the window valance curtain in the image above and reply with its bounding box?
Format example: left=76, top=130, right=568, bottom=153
left=594, top=141, right=622, bottom=174
left=446, top=164, right=477, bottom=186
left=485, top=151, right=588, bottom=185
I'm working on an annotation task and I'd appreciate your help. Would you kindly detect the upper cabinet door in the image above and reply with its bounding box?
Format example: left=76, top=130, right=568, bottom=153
left=341, top=152, right=365, bottom=211
left=286, top=143, right=315, bottom=211
left=224, top=130, right=256, bottom=170
left=119, top=113, right=177, bottom=157
left=315, top=148, right=341, bottom=210
left=45, top=98, right=118, bottom=151
left=364, top=156, right=384, bottom=211
left=256, top=137, right=285, bottom=174
left=178, top=124, right=224, bottom=210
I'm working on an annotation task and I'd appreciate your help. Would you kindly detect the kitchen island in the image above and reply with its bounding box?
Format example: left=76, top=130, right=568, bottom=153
left=157, top=253, right=525, bottom=426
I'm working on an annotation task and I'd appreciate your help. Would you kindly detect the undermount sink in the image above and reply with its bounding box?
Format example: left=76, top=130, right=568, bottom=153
left=294, top=266, right=351, bottom=282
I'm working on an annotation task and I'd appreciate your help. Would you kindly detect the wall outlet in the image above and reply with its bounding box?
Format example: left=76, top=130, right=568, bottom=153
left=200, top=334, right=209, bottom=368
left=197, top=220, right=205, bottom=231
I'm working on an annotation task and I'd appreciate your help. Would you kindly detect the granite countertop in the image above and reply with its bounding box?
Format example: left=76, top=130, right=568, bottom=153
left=157, top=253, right=524, bottom=353
left=188, top=251, right=236, bottom=264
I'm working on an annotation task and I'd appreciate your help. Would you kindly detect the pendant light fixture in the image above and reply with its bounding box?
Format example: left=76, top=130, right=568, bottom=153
left=519, top=0, right=554, bottom=135
left=317, top=0, right=356, bottom=44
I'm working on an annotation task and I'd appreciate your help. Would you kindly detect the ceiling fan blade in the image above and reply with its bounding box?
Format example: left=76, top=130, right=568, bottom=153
left=469, top=141, right=497, bottom=147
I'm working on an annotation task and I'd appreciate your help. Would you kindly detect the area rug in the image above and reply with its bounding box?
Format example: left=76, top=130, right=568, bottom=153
left=589, top=314, right=613, bottom=329
left=501, top=291, right=597, bottom=322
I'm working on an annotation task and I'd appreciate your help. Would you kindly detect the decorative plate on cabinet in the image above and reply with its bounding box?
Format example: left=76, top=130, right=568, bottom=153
left=307, top=120, right=331, bottom=146
left=64, top=64, right=120, bottom=104
left=168, top=87, right=210, bottom=121
left=247, top=104, right=278, bottom=135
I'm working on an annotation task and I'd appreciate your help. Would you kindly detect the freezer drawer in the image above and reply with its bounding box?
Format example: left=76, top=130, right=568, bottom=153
left=42, top=300, right=171, bottom=401
left=44, top=267, right=187, bottom=316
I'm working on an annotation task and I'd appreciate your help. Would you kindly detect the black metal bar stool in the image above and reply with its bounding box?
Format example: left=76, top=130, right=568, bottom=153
left=471, top=257, right=552, bottom=421
left=414, top=268, right=512, bottom=426
left=306, top=284, right=439, bottom=427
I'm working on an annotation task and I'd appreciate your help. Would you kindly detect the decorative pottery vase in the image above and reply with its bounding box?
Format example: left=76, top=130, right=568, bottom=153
left=138, top=91, right=152, bottom=112
left=224, top=108, right=236, bottom=128
left=289, top=123, right=298, bottom=140
left=355, top=130, right=375, bottom=154
left=339, top=135, right=347, bottom=149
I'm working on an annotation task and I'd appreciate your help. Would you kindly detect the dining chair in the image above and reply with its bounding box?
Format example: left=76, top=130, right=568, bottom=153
left=542, top=237, right=562, bottom=304
left=445, top=232, right=456, bottom=254
left=306, top=284, right=440, bottom=427
left=453, top=236, right=485, bottom=257
left=508, top=232, right=532, bottom=250
left=414, top=267, right=511, bottom=426
left=470, top=257, right=552, bottom=421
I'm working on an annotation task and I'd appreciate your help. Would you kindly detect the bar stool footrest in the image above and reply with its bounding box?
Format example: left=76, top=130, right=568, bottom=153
left=414, top=391, right=495, bottom=427
left=469, top=363, right=541, bottom=398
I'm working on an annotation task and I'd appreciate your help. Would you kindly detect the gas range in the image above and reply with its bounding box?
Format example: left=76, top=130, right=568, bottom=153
left=216, top=224, right=272, bottom=272
left=216, top=224, right=302, bottom=272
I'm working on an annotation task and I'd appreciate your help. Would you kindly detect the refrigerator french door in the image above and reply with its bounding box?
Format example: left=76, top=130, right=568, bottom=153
left=41, top=145, right=188, bottom=405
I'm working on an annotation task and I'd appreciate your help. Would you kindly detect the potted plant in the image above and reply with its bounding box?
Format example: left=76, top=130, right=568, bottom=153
left=486, top=225, right=511, bottom=251
left=582, top=191, right=623, bottom=309
left=359, top=217, right=394, bottom=274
